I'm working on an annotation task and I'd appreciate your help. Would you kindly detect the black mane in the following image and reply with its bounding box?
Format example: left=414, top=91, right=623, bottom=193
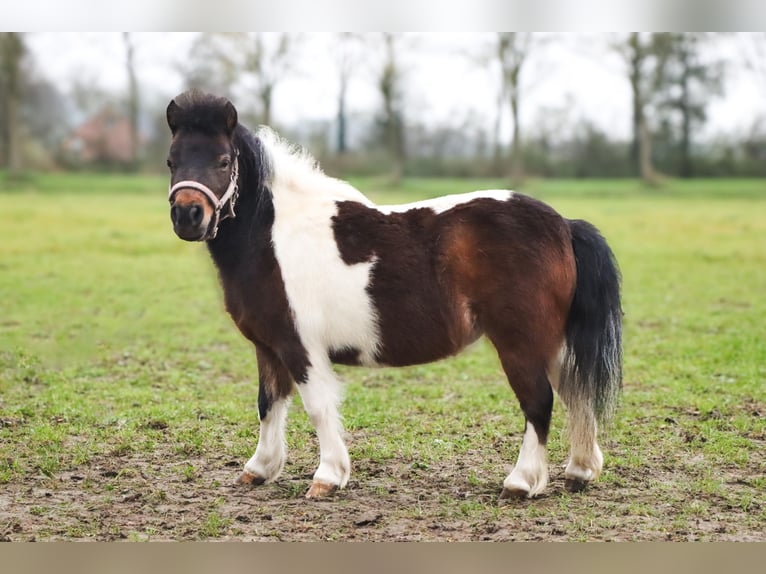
left=170, top=90, right=234, bottom=135
left=202, top=123, right=275, bottom=273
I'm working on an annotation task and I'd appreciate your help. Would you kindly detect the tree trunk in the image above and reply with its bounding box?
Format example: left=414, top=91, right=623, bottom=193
left=509, top=86, right=523, bottom=182
left=626, top=33, right=661, bottom=184
left=494, top=33, right=528, bottom=183
left=678, top=44, right=693, bottom=178
left=628, top=33, right=642, bottom=177
left=492, top=86, right=504, bottom=169
left=337, top=75, right=348, bottom=154
left=638, top=115, right=659, bottom=184
left=260, top=85, right=272, bottom=126
left=123, top=33, right=140, bottom=171
left=381, top=33, right=405, bottom=183
left=1, top=33, right=24, bottom=173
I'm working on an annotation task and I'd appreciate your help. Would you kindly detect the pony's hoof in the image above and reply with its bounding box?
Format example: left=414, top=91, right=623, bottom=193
left=564, top=477, right=589, bottom=493
left=306, top=480, right=337, bottom=499
left=236, top=471, right=266, bottom=486
left=500, top=487, right=529, bottom=500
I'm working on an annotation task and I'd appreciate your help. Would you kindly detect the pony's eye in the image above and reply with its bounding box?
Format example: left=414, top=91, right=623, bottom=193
left=219, top=158, right=231, bottom=169
left=166, top=159, right=173, bottom=169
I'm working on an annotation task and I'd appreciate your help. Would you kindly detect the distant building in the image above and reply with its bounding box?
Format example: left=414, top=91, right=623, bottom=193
left=63, top=106, right=138, bottom=166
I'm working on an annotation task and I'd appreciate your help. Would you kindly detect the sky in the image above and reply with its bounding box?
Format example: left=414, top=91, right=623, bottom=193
left=24, top=32, right=766, bottom=144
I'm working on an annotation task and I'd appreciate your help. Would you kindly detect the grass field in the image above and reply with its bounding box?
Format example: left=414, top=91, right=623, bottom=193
left=1, top=172, right=764, bottom=541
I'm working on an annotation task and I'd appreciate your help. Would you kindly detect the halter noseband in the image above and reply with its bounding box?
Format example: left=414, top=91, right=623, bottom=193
left=168, top=153, right=240, bottom=240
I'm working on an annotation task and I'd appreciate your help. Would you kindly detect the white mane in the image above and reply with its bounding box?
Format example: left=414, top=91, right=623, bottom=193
left=256, top=126, right=372, bottom=205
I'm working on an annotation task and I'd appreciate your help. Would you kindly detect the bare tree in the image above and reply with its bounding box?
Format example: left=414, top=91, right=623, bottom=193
left=614, top=33, right=674, bottom=184
left=333, top=33, right=362, bottom=155
left=248, top=33, right=296, bottom=126
left=376, top=33, right=407, bottom=182
left=181, top=33, right=299, bottom=127
left=660, top=33, right=725, bottom=177
left=182, top=33, right=240, bottom=95
left=493, top=33, right=532, bottom=181
left=123, top=33, right=140, bottom=169
left=740, top=32, right=766, bottom=89
left=0, top=32, right=25, bottom=172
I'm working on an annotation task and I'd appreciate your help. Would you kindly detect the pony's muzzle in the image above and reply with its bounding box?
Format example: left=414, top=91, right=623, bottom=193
left=170, top=188, right=213, bottom=241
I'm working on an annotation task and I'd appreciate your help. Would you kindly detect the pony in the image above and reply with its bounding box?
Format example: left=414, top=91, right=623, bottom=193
left=165, top=90, right=622, bottom=499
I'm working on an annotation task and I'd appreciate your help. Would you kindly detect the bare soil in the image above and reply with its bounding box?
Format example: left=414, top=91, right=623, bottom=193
left=2, top=436, right=763, bottom=541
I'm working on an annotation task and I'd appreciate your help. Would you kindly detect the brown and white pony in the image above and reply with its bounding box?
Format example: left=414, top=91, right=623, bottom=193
left=165, top=91, right=622, bottom=499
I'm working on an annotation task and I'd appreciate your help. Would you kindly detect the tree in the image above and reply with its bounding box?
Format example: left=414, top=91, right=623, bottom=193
left=123, top=33, right=140, bottom=169
left=0, top=32, right=25, bottom=172
left=740, top=32, right=766, bottom=89
left=492, top=33, right=532, bottom=181
left=376, top=33, right=407, bottom=182
left=182, top=33, right=240, bottom=96
left=333, top=33, right=362, bottom=155
left=659, top=34, right=725, bottom=177
left=182, top=33, right=299, bottom=127
left=614, top=33, right=674, bottom=183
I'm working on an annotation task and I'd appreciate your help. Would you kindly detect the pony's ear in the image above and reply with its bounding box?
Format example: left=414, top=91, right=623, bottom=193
left=166, top=99, right=181, bottom=134
left=224, top=100, right=238, bottom=133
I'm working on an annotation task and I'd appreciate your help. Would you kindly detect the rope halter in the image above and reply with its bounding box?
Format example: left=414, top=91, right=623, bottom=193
left=167, top=153, right=240, bottom=240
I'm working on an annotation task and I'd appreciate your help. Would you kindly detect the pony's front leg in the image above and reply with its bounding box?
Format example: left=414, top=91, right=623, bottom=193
left=297, top=363, right=350, bottom=498
left=237, top=346, right=294, bottom=486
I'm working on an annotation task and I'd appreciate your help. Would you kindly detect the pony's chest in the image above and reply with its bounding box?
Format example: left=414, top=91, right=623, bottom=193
left=270, top=209, right=381, bottom=360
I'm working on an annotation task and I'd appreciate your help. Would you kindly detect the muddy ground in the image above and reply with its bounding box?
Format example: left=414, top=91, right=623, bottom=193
left=2, top=436, right=763, bottom=542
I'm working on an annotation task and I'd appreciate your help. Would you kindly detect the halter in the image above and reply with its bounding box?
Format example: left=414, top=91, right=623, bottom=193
left=168, top=153, right=240, bottom=240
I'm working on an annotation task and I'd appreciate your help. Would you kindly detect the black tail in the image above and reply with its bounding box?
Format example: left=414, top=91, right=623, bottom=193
left=560, top=219, right=623, bottom=425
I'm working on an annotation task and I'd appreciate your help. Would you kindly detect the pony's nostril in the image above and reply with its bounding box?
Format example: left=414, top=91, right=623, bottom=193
left=189, top=205, right=203, bottom=226
left=171, top=205, right=180, bottom=225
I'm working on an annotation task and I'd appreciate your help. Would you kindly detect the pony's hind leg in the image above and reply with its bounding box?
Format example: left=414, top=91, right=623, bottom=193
left=238, top=346, right=294, bottom=486
left=296, top=361, right=351, bottom=499
left=562, top=401, right=603, bottom=492
left=548, top=347, right=604, bottom=492
left=496, top=350, right=554, bottom=499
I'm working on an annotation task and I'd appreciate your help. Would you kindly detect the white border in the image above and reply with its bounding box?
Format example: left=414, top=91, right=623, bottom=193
left=2, top=0, right=764, bottom=32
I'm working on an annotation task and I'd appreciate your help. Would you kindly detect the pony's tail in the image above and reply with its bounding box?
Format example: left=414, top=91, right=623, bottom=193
left=559, top=219, right=623, bottom=427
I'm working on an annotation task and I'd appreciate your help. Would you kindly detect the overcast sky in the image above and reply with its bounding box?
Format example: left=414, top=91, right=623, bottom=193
left=25, top=33, right=765, bottom=144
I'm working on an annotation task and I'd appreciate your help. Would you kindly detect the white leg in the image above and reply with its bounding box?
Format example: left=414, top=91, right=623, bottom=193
left=242, top=396, right=291, bottom=483
left=564, top=406, right=603, bottom=488
left=297, top=364, right=350, bottom=497
left=502, top=422, right=549, bottom=498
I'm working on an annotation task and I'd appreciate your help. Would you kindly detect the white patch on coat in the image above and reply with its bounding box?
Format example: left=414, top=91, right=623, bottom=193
left=261, top=127, right=381, bottom=366
left=244, top=396, right=291, bottom=483
left=377, top=189, right=513, bottom=215
left=504, top=422, right=549, bottom=498
left=296, top=362, right=351, bottom=488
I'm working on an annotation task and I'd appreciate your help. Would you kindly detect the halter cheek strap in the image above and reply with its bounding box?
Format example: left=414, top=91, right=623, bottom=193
left=168, top=154, right=240, bottom=240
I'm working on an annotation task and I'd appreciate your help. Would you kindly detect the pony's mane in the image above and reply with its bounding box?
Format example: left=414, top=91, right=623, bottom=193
left=171, top=90, right=233, bottom=134
left=255, top=126, right=322, bottom=186
left=255, top=126, right=371, bottom=204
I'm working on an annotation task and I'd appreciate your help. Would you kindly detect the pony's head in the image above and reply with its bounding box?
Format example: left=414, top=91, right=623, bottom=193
left=166, top=90, right=240, bottom=241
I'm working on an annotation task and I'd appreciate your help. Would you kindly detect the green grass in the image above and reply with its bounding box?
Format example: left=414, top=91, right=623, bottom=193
left=1, top=172, right=765, bottom=540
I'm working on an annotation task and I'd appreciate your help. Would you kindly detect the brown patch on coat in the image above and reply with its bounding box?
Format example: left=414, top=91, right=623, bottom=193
left=442, top=195, right=575, bottom=441
left=255, top=345, right=295, bottom=420
left=333, top=194, right=576, bottom=441
left=333, top=202, right=481, bottom=366
left=328, top=347, right=362, bottom=366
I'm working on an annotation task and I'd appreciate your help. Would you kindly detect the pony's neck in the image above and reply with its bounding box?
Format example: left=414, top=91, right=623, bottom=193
left=205, top=127, right=274, bottom=275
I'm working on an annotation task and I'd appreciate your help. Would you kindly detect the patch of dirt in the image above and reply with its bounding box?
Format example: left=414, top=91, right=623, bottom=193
left=1, top=437, right=764, bottom=541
